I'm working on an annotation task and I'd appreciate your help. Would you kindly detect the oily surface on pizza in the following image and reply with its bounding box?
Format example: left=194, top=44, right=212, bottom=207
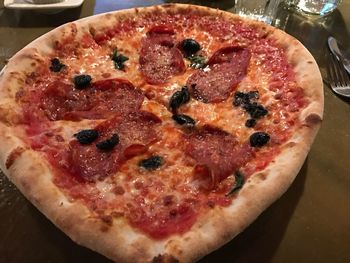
left=0, top=4, right=323, bottom=263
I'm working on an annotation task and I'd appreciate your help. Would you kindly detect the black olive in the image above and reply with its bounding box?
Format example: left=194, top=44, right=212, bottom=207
left=233, top=91, right=250, bottom=107
left=169, top=86, right=190, bottom=111
left=181, top=86, right=190, bottom=103
left=233, top=91, right=260, bottom=107
left=248, top=91, right=259, bottom=99
left=172, top=114, right=196, bottom=126
left=243, top=102, right=268, bottom=119
left=50, top=58, right=65, bottom=72
left=96, top=134, right=119, bottom=151
left=180, top=39, right=201, bottom=56
left=250, top=132, right=270, bottom=147
left=245, top=119, right=257, bottom=128
left=74, top=129, right=99, bottom=144
left=139, top=156, right=164, bottom=170
left=74, top=74, right=92, bottom=89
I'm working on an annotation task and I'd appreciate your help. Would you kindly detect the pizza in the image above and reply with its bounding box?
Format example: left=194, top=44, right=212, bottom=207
left=0, top=4, right=323, bottom=263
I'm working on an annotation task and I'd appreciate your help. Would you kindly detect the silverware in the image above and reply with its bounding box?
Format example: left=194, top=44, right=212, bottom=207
left=328, top=36, right=350, bottom=75
left=326, top=48, right=350, bottom=98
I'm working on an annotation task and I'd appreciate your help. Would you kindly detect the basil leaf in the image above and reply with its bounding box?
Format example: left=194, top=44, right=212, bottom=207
left=226, top=170, right=245, bottom=196
left=111, top=49, right=129, bottom=70
left=187, top=55, right=207, bottom=69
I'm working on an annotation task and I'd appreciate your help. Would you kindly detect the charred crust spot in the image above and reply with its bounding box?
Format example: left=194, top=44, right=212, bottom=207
left=162, top=3, right=175, bottom=9
left=19, top=176, right=32, bottom=193
left=100, top=225, right=110, bottom=232
left=184, top=236, right=191, bottom=242
left=101, top=72, right=111, bottom=78
left=305, top=113, right=322, bottom=126
left=145, top=89, right=156, bottom=100
left=307, top=61, right=313, bottom=64
left=6, top=147, right=25, bottom=169
left=70, top=24, right=78, bottom=34
left=55, top=135, right=65, bottom=142
left=256, top=172, right=267, bottom=181
left=163, top=195, right=175, bottom=206
left=207, top=200, right=215, bottom=208
left=111, top=211, right=124, bottom=218
left=113, top=186, right=125, bottom=195
left=152, top=254, right=179, bottom=263
left=285, top=142, right=297, bottom=148
left=54, top=40, right=60, bottom=49
left=100, top=214, right=113, bottom=227
left=261, top=31, right=269, bottom=38
left=89, top=26, right=96, bottom=36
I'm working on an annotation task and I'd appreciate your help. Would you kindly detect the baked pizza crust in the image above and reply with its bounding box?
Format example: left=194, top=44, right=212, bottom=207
left=0, top=4, right=323, bottom=263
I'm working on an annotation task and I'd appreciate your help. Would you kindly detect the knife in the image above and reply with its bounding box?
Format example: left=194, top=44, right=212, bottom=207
left=328, top=36, right=350, bottom=75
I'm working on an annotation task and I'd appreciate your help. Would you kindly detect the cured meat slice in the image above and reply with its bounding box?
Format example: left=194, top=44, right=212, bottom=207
left=69, top=140, right=123, bottom=182
left=139, top=26, right=185, bottom=84
left=40, top=78, right=144, bottom=121
left=187, top=46, right=251, bottom=103
left=89, top=79, right=144, bottom=118
left=69, top=111, right=161, bottom=182
left=184, top=125, right=253, bottom=187
left=40, top=80, right=92, bottom=121
left=98, top=111, right=161, bottom=147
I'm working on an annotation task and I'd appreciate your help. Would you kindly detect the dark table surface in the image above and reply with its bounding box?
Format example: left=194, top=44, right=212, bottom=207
left=0, top=1, right=349, bottom=262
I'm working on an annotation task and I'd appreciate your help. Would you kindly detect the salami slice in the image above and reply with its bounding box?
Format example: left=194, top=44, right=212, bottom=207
left=98, top=111, right=161, bottom=147
left=139, top=26, right=185, bottom=84
left=40, top=80, right=92, bottom=121
left=69, top=111, right=161, bottom=181
left=40, top=78, right=144, bottom=121
left=184, top=125, right=253, bottom=187
left=187, top=46, right=251, bottom=103
left=69, top=140, right=123, bottom=182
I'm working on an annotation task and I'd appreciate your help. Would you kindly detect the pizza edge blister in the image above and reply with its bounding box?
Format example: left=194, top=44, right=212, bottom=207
left=0, top=4, right=323, bottom=263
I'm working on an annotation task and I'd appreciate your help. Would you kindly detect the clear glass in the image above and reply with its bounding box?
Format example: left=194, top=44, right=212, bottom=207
left=291, top=0, right=342, bottom=15
left=234, top=0, right=282, bottom=24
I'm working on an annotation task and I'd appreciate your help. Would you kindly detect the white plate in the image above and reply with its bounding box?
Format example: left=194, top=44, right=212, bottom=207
left=4, top=0, right=84, bottom=10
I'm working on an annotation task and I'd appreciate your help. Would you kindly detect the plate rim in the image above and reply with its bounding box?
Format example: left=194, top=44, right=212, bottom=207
left=4, top=0, right=85, bottom=10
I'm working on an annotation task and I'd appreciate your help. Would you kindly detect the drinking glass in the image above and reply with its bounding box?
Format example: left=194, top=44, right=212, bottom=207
left=290, top=0, right=342, bottom=16
left=234, top=0, right=282, bottom=24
